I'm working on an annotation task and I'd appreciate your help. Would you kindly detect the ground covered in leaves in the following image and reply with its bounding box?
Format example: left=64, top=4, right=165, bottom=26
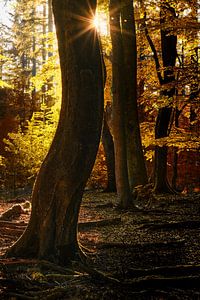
left=0, top=188, right=200, bottom=299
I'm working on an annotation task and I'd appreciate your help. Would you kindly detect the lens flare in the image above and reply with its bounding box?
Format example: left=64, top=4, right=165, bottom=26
left=93, top=13, right=109, bottom=36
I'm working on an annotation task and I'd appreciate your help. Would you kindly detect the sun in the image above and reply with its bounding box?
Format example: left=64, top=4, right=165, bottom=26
left=93, top=12, right=109, bottom=36
left=93, top=15, right=99, bottom=28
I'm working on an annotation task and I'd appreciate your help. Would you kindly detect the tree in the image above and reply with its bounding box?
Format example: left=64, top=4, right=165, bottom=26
left=6, top=0, right=104, bottom=265
left=109, top=0, right=132, bottom=208
left=153, top=2, right=177, bottom=193
left=102, top=54, right=116, bottom=192
left=102, top=114, right=116, bottom=192
left=143, top=1, right=177, bottom=193
left=9, top=0, right=38, bottom=121
left=121, top=0, right=148, bottom=189
left=109, top=0, right=147, bottom=207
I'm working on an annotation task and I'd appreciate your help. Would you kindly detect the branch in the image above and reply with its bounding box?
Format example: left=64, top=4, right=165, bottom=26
left=176, top=88, right=199, bottom=119
left=143, top=13, right=163, bottom=85
left=176, top=103, right=188, bottom=119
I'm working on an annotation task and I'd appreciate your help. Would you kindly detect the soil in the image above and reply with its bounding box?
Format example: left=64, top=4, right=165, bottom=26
left=0, top=188, right=200, bottom=299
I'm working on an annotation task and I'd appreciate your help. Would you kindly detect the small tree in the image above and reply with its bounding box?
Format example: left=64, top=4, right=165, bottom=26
left=3, top=103, right=59, bottom=188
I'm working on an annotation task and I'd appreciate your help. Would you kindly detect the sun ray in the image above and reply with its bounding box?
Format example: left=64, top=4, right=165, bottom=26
left=93, top=12, right=109, bottom=36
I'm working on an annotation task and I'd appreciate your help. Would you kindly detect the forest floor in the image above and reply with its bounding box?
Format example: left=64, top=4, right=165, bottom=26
left=0, top=188, right=200, bottom=299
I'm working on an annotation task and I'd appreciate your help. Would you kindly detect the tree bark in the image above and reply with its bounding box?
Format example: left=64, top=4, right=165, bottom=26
left=101, top=56, right=116, bottom=192
left=48, top=0, right=53, bottom=37
left=121, top=0, right=148, bottom=189
left=154, top=3, right=177, bottom=193
left=102, top=115, right=116, bottom=192
left=6, top=0, right=104, bottom=266
left=109, top=0, right=132, bottom=208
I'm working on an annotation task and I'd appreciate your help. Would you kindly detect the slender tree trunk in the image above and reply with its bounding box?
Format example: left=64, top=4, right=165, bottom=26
left=102, top=116, right=116, bottom=192
left=154, top=3, right=177, bottom=193
left=48, top=0, right=53, bottom=37
left=109, top=0, right=132, bottom=208
left=42, top=2, right=47, bottom=104
left=121, top=0, right=148, bottom=188
left=6, top=0, right=104, bottom=266
left=172, top=108, right=179, bottom=190
left=46, top=0, right=55, bottom=106
left=154, top=107, right=173, bottom=193
left=101, top=56, right=116, bottom=192
left=31, top=3, right=37, bottom=113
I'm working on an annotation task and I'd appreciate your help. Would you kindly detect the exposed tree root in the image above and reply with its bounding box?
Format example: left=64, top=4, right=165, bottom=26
left=123, top=275, right=200, bottom=290
left=0, top=258, right=81, bottom=275
left=2, top=255, right=200, bottom=300
left=0, top=257, right=120, bottom=300
left=5, top=286, right=74, bottom=300
left=79, top=244, right=96, bottom=254
left=0, top=220, right=27, bottom=228
left=0, top=220, right=27, bottom=239
left=139, top=220, right=200, bottom=231
left=0, top=227, right=24, bottom=236
left=126, top=264, right=200, bottom=278
left=78, top=217, right=121, bottom=230
left=74, top=260, right=120, bottom=284
left=92, top=202, right=114, bottom=209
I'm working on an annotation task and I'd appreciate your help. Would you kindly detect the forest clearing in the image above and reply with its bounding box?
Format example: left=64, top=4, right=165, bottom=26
left=1, top=189, right=200, bottom=299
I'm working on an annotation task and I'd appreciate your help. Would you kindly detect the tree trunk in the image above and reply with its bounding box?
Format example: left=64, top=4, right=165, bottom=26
left=172, top=108, right=180, bottom=191
left=6, top=0, right=104, bottom=266
left=121, top=0, right=147, bottom=189
left=109, top=0, right=132, bottom=208
left=102, top=115, right=116, bottom=192
left=154, top=107, right=173, bottom=193
left=101, top=55, right=116, bottom=192
left=42, top=2, right=47, bottom=104
left=153, top=3, right=177, bottom=193
left=48, top=0, right=53, bottom=38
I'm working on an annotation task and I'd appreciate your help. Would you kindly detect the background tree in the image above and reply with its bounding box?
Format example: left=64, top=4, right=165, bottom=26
left=141, top=0, right=199, bottom=193
left=102, top=113, right=116, bottom=192
left=153, top=2, right=177, bottom=193
left=109, top=0, right=132, bottom=208
left=121, top=0, right=148, bottom=189
left=0, top=0, right=199, bottom=196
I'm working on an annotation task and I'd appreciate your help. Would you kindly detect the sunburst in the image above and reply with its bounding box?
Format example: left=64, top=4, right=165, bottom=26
left=93, top=12, right=109, bottom=36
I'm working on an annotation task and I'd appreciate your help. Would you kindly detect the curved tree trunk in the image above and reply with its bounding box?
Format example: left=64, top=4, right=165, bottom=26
left=6, top=0, right=104, bottom=266
left=121, top=0, right=148, bottom=189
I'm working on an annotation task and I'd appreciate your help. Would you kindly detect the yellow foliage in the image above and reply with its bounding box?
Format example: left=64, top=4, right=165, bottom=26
left=3, top=103, right=60, bottom=187
left=87, top=143, right=107, bottom=189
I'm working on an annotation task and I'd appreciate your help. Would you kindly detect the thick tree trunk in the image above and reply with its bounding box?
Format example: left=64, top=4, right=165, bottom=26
left=121, top=0, right=148, bottom=189
left=109, top=0, right=132, bottom=208
left=102, top=116, right=116, bottom=192
left=154, top=3, right=177, bottom=193
left=6, top=0, right=104, bottom=265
